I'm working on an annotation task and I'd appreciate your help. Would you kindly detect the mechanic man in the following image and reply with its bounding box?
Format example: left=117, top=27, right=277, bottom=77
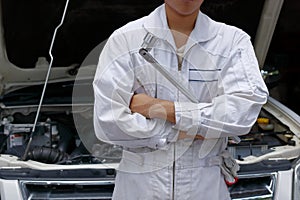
left=93, top=0, right=269, bottom=199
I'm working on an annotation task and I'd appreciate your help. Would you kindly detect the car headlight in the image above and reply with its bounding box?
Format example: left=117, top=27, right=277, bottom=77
left=294, top=159, right=300, bottom=200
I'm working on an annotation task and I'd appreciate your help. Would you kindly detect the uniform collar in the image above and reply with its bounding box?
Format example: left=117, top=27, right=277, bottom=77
left=143, top=4, right=220, bottom=51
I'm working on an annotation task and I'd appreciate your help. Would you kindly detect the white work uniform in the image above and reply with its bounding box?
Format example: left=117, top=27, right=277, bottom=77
left=93, top=4, right=268, bottom=200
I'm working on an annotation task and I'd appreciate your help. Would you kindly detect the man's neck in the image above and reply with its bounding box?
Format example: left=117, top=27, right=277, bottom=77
left=165, top=4, right=198, bottom=35
left=165, top=4, right=199, bottom=48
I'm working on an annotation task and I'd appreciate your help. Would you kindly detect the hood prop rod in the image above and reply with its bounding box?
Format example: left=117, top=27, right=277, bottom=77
left=22, top=0, right=70, bottom=161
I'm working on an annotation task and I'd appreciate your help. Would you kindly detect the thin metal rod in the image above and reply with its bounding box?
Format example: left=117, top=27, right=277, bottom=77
left=22, top=0, right=70, bottom=160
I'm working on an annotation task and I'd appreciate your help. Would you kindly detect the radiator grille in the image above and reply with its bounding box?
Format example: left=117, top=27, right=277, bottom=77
left=19, top=180, right=114, bottom=200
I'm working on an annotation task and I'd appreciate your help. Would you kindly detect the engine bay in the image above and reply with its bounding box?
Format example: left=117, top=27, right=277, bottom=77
left=228, top=109, right=297, bottom=161
left=0, top=103, right=298, bottom=166
left=0, top=109, right=122, bottom=165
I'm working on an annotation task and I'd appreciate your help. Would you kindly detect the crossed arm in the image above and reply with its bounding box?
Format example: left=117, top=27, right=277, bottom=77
left=130, top=93, right=176, bottom=123
left=130, top=93, right=204, bottom=140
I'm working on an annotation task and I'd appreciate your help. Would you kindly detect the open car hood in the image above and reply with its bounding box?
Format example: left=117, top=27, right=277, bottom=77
left=0, top=0, right=284, bottom=96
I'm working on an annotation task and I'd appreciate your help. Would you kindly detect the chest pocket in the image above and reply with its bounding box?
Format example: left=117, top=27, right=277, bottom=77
left=189, top=69, right=220, bottom=102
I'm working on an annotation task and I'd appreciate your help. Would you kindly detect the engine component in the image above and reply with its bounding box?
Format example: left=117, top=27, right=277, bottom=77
left=0, top=118, right=73, bottom=163
left=4, top=123, right=54, bottom=149
left=257, top=117, right=274, bottom=131
left=27, top=146, right=68, bottom=164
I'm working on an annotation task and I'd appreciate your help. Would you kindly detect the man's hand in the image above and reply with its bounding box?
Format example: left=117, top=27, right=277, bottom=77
left=178, top=131, right=205, bottom=140
left=130, top=93, right=176, bottom=123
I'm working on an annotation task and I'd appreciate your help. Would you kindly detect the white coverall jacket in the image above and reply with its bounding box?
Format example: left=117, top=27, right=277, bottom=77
left=93, top=4, right=269, bottom=200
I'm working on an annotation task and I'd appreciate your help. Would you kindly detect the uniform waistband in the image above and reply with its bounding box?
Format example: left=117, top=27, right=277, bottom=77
left=118, top=148, right=222, bottom=173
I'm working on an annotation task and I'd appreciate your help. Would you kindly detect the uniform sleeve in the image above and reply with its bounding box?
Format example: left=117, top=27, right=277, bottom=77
left=93, top=30, right=174, bottom=149
left=173, top=33, right=269, bottom=139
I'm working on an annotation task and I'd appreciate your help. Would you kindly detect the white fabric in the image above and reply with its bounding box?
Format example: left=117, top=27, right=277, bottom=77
left=93, top=4, right=268, bottom=200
